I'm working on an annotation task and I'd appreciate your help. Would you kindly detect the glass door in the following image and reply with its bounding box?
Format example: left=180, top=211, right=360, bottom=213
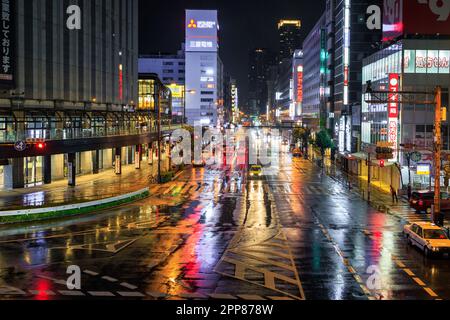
left=24, top=157, right=44, bottom=187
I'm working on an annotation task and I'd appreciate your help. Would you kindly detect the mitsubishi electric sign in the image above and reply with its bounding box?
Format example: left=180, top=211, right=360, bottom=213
left=186, top=10, right=218, bottom=52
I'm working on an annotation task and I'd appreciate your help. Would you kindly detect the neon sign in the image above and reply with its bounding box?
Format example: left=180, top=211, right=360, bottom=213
left=388, top=73, right=399, bottom=161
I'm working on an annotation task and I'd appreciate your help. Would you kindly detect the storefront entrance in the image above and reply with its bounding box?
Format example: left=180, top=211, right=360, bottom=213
left=0, top=165, right=5, bottom=189
left=24, top=157, right=44, bottom=187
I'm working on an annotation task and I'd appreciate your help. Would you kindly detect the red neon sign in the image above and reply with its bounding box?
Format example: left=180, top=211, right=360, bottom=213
left=119, top=64, right=123, bottom=101
left=297, top=71, right=303, bottom=102
left=388, top=73, right=399, bottom=118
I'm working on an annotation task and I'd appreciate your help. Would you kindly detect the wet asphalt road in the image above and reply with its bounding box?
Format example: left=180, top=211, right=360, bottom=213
left=0, top=144, right=449, bottom=300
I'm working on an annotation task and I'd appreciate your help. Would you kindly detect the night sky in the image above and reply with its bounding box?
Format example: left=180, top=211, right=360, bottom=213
left=138, top=0, right=325, bottom=104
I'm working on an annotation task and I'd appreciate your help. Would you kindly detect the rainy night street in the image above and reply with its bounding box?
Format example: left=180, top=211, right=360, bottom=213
left=0, top=136, right=449, bottom=301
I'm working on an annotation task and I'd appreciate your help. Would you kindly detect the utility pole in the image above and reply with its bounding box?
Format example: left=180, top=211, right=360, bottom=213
left=367, top=152, right=371, bottom=203
left=365, top=83, right=443, bottom=223
left=155, top=82, right=162, bottom=184
left=434, top=86, right=442, bottom=224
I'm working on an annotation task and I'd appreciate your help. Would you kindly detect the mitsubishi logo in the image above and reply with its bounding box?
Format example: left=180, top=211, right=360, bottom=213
left=188, top=19, right=197, bottom=28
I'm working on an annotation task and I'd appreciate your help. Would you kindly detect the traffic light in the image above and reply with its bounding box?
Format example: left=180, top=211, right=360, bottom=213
left=379, top=159, right=385, bottom=168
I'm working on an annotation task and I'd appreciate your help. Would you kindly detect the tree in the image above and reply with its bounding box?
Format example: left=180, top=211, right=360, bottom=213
left=292, top=127, right=311, bottom=155
left=313, top=129, right=334, bottom=167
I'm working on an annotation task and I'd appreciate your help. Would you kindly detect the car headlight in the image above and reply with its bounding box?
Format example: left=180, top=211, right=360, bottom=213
left=432, top=247, right=439, bottom=252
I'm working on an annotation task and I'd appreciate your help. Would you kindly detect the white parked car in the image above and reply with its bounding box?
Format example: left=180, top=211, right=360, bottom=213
left=403, top=222, right=450, bottom=257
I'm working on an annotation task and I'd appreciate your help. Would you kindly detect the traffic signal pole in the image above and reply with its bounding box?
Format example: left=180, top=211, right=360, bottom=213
left=367, top=152, right=371, bottom=203
left=434, top=86, right=442, bottom=223
left=365, top=84, right=443, bottom=224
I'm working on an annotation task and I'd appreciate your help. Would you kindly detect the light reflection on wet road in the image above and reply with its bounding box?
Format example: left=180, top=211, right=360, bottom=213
left=0, top=137, right=449, bottom=300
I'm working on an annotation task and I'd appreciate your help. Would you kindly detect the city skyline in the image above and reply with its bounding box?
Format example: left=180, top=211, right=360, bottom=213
left=138, top=0, right=325, bottom=106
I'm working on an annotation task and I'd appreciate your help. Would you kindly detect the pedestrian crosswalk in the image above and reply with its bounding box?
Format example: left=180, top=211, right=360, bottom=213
left=389, top=208, right=431, bottom=224
left=268, top=183, right=334, bottom=195
left=150, top=181, right=243, bottom=197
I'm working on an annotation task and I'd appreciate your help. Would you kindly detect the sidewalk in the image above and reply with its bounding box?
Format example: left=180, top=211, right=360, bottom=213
left=0, top=160, right=169, bottom=211
left=313, top=154, right=450, bottom=228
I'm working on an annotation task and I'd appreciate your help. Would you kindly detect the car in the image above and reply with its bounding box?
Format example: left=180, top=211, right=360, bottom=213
left=410, top=191, right=450, bottom=214
left=292, top=148, right=302, bottom=157
left=403, top=222, right=450, bottom=257
left=249, top=165, right=263, bottom=178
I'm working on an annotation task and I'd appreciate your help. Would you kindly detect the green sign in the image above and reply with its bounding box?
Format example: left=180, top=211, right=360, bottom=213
left=411, top=152, right=422, bottom=163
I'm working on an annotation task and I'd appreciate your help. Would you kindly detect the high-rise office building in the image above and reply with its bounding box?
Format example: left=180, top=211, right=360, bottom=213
left=302, top=13, right=327, bottom=129
left=247, top=48, right=275, bottom=116
left=278, top=20, right=302, bottom=63
left=185, top=9, right=222, bottom=126
left=326, top=0, right=382, bottom=155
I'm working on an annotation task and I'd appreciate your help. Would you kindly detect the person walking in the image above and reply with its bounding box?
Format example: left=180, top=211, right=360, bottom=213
left=390, top=185, right=398, bottom=203
left=407, top=184, right=412, bottom=200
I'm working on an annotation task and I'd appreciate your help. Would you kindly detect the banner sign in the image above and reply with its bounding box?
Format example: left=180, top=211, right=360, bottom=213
left=0, top=0, right=15, bottom=88
left=388, top=73, right=400, bottom=161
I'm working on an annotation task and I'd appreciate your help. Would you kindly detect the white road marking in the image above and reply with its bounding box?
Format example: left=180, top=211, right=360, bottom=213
left=88, top=291, right=116, bottom=297
left=117, top=291, right=146, bottom=297
left=83, top=270, right=99, bottom=276
left=59, top=290, right=85, bottom=296
left=120, top=282, right=138, bottom=290
left=101, top=276, right=118, bottom=282
left=29, top=290, right=56, bottom=296
left=208, top=293, right=237, bottom=300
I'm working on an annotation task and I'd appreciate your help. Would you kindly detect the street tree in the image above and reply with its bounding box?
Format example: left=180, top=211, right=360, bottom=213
left=314, top=129, right=334, bottom=167
left=293, top=127, right=311, bottom=155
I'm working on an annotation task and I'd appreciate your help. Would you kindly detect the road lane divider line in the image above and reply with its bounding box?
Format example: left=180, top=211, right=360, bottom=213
left=424, top=287, right=439, bottom=297
left=311, top=210, right=376, bottom=300
left=360, top=230, right=442, bottom=300
left=413, top=277, right=426, bottom=287
left=403, top=268, right=416, bottom=277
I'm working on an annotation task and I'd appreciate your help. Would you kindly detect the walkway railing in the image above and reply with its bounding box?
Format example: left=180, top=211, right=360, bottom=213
left=0, top=123, right=182, bottom=143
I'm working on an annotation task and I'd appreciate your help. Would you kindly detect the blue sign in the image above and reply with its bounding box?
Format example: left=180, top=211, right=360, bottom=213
left=14, top=140, right=26, bottom=152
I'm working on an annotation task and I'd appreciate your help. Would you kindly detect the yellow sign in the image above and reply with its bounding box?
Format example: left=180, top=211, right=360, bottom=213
left=376, top=141, right=394, bottom=148
left=168, top=84, right=184, bottom=99
left=417, top=164, right=430, bottom=175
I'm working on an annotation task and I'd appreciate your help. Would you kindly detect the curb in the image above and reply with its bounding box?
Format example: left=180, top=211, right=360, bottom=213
left=0, top=188, right=150, bottom=225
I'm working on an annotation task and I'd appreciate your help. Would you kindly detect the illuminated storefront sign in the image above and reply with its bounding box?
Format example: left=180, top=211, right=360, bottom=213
left=388, top=73, right=400, bottom=161
left=296, top=66, right=303, bottom=103
left=339, top=117, right=345, bottom=153
left=417, top=164, right=431, bottom=175
left=346, top=116, right=351, bottom=152
left=404, top=49, right=450, bottom=74
left=118, top=64, right=123, bottom=101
